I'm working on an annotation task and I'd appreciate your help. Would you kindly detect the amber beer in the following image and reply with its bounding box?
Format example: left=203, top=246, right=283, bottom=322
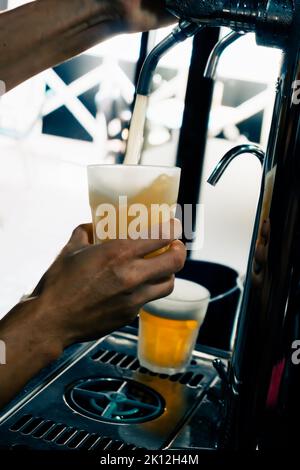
left=87, top=164, right=181, bottom=246
left=138, top=278, right=210, bottom=374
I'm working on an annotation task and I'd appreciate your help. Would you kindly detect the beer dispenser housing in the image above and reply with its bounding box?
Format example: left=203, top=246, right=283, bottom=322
left=166, top=0, right=300, bottom=450
left=166, top=0, right=294, bottom=47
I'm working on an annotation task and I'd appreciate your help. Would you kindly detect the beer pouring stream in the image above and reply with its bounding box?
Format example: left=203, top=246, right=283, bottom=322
left=124, top=21, right=202, bottom=165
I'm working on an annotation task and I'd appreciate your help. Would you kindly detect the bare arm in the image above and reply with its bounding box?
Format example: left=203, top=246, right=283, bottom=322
left=0, top=223, right=185, bottom=409
left=0, top=0, right=172, bottom=92
left=0, top=0, right=177, bottom=408
left=0, top=0, right=177, bottom=409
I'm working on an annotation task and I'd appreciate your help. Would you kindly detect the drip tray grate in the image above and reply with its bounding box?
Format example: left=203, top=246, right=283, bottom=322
left=91, top=348, right=204, bottom=388
left=0, top=329, right=219, bottom=450
left=9, top=414, right=142, bottom=451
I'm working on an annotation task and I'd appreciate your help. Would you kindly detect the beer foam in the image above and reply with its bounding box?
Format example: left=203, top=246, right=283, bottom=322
left=144, top=278, right=211, bottom=321
left=88, top=165, right=180, bottom=205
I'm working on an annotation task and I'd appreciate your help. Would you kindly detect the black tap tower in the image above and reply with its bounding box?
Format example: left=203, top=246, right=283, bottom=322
left=167, top=0, right=300, bottom=450
left=167, top=0, right=294, bottom=47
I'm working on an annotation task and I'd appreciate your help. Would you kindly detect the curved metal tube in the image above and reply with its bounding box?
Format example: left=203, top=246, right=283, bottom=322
left=204, top=31, right=244, bottom=79
left=137, top=21, right=203, bottom=96
left=207, top=144, right=265, bottom=186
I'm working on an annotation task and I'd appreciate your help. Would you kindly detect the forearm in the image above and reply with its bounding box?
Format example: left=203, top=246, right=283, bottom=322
left=0, top=0, right=123, bottom=91
left=0, top=297, right=62, bottom=409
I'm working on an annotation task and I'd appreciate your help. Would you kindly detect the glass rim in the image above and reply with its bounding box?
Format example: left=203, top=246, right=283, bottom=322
left=147, top=284, right=211, bottom=308
left=169, top=282, right=241, bottom=305
left=146, top=280, right=242, bottom=307
left=158, top=293, right=211, bottom=305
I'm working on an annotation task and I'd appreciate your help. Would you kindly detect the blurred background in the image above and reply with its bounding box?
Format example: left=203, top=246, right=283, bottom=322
left=0, top=0, right=282, bottom=316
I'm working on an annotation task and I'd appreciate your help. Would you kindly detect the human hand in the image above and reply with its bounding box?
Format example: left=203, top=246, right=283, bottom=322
left=32, top=220, right=186, bottom=349
left=111, top=0, right=175, bottom=32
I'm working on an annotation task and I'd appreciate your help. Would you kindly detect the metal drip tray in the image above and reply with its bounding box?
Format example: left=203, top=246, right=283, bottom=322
left=65, top=378, right=164, bottom=424
left=0, top=327, right=223, bottom=450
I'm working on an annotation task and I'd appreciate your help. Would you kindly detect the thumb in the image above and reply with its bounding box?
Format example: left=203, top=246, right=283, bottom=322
left=62, top=224, right=94, bottom=255
left=30, top=224, right=94, bottom=297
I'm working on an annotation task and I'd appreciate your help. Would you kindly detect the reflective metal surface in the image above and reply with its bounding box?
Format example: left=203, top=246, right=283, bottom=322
left=204, top=31, right=244, bottom=80
left=224, top=2, right=300, bottom=447
left=64, top=378, right=164, bottom=424
left=207, top=144, right=265, bottom=186
left=0, top=329, right=218, bottom=450
left=166, top=0, right=294, bottom=47
left=168, top=0, right=300, bottom=450
left=137, top=21, right=202, bottom=96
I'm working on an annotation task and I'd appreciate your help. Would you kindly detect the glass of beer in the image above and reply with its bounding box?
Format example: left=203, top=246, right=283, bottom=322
left=87, top=164, right=181, bottom=246
left=138, top=278, right=211, bottom=375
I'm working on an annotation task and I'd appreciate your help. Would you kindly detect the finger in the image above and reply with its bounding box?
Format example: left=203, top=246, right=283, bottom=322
left=132, top=218, right=183, bottom=257
left=254, top=243, right=268, bottom=266
left=95, top=241, right=185, bottom=296
left=132, top=240, right=186, bottom=284
left=85, top=218, right=182, bottom=263
left=73, top=222, right=184, bottom=297
left=147, top=274, right=176, bottom=286
left=126, top=274, right=175, bottom=308
left=31, top=274, right=47, bottom=297
left=261, top=219, right=271, bottom=244
left=140, top=0, right=175, bottom=28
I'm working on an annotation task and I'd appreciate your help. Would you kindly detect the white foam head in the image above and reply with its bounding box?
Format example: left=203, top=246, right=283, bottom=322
left=87, top=164, right=181, bottom=204
left=144, top=278, right=211, bottom=322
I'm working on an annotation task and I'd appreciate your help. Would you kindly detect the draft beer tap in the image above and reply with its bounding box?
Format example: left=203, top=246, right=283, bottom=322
left=165, top=0, right=300, bottom=450
left=207, top=144, right=265, bottom=186
left=166, top=0, right=294, bottom=47
left=204, top=31, right=244, bottom=80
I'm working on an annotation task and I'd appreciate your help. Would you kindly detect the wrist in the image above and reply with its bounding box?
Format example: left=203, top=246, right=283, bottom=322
left=0, top=297, right=64, bottom=408
left=55, top=0, right=126, bottom=34
left=27, top=296, right=65, bottom=361
left=1, top=297, right=63, bottom=368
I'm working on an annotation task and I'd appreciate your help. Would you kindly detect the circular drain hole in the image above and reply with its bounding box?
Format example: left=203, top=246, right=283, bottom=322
left=65, top=377, right=164, bottom=424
